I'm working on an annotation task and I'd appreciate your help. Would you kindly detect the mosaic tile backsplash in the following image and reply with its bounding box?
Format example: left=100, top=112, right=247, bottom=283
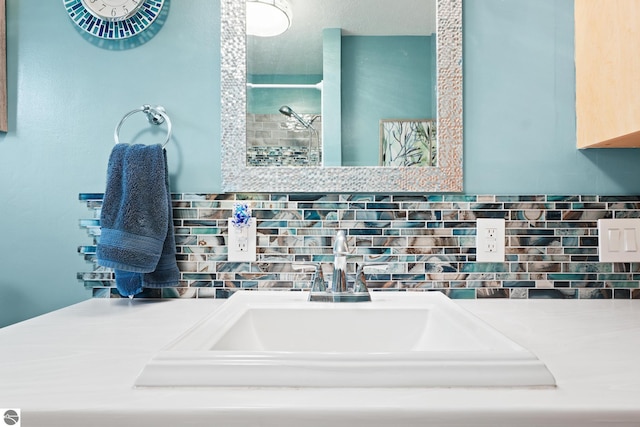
left=78, top=193, right=640, bottom=299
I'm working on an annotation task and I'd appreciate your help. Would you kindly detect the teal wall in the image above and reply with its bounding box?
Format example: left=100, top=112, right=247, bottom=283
left=463, top=0, right=640, bottom=194
left=3, top=0, right=640, bottom=327
left=322, top=28, right=343, bottom=167
left=341, top=35, right=435, bottom=166
left=0, top=0, right=221, bottom=327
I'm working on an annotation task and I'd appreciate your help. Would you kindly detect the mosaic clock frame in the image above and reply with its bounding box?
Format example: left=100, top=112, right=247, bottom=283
left=63, top=0, right=165, bottom=40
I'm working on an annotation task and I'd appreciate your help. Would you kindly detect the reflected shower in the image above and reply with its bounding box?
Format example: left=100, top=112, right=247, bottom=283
left=279, top=105, right=316, bottom=130
left=278, top=105, right=321, bottom=166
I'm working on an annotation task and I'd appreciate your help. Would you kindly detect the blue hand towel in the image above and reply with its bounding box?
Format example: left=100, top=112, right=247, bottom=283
left=96, top=144, right=180, bottom=296
left=141, top=148, right=180, bottom=289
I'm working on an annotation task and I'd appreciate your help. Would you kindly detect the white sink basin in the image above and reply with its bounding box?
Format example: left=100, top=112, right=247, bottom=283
left=135, top=291, right=556, bottom=388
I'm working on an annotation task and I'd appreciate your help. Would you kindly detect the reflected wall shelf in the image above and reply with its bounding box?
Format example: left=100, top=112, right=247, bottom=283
left=575, top=0, right=640, bottom=148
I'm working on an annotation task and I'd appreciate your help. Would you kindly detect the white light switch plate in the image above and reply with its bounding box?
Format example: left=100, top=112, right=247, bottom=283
left=598, top=218, right=640, bottom=262
left=476, top=218, right=505, bottom=262
left=228, top=218, right=257, bottom=262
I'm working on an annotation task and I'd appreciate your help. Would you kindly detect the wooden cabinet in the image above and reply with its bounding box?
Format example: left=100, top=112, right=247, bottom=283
left=575, top=0, right=640, bottom=148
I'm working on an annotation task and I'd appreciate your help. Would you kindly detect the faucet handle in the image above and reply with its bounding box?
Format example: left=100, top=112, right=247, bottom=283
left=292, top=263, right=326, bottom=292
left=354, top=263, right=388, bottom=293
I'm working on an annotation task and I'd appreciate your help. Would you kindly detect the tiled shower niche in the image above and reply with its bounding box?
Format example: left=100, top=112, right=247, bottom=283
left=78, top=193, right=640, bottom=299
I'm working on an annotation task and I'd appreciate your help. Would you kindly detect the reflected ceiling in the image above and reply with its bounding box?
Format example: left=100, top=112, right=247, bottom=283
left=248, top=0, right=437, bottom=75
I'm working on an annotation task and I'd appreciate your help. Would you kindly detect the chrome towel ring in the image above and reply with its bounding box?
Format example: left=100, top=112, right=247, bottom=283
left=114, top=104, right=172, bottom=148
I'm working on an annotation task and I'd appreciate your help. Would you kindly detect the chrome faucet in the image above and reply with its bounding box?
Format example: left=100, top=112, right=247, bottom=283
left=301, top=230, right=387, bottom=303
left=331, top=229, right=349, bottom=293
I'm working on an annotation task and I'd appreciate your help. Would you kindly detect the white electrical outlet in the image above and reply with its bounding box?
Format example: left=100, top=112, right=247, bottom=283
left=228, top=218, right=257, bottom=262
left=476, top=218, right=505, bottom=262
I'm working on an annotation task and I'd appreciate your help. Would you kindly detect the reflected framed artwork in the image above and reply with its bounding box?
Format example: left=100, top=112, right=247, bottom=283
left=380, top=119, right=436, bottom=167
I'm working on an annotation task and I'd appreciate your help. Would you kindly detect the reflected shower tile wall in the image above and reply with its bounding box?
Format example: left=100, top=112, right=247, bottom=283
left=78, top=193, right=640, bottom=300
left=246, top=114, right=323, bottom=167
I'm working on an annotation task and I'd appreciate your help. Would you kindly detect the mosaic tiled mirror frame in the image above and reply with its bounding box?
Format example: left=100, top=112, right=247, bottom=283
left=220, top=0, right=463, bottom=193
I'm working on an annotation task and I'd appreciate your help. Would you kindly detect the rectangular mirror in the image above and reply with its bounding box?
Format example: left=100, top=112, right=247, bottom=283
left=221, top=0, right=462, bottom=192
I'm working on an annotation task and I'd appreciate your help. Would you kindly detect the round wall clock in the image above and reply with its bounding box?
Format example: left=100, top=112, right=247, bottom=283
left=63, top=0, right=165, bottom=40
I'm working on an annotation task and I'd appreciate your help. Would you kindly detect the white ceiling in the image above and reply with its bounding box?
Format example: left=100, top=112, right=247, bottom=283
left=247, top=0, right=436, bottom=75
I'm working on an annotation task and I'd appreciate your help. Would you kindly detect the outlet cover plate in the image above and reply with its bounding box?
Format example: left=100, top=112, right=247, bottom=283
left=228, top=218, right=257, bottom=262
left=598, top=218, right=640, bottom=262
left=476, top=218, right=505, bottom=263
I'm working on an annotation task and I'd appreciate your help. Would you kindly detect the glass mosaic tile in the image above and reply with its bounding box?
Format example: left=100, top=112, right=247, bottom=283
left=78, top=193, right=640, bottom=299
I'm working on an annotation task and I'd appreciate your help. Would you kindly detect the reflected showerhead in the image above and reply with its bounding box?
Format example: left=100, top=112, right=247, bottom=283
left=279, top=105, right=294, bottom=117
left=279, top=105, right=313, bottom=129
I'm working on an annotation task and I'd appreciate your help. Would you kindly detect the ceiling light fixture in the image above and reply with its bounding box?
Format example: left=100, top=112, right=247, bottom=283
left=246, top=0, right=292, bottom=37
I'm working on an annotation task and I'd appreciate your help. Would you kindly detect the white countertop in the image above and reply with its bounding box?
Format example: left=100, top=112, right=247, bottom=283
left=1, top=296, right=640, bottom=426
